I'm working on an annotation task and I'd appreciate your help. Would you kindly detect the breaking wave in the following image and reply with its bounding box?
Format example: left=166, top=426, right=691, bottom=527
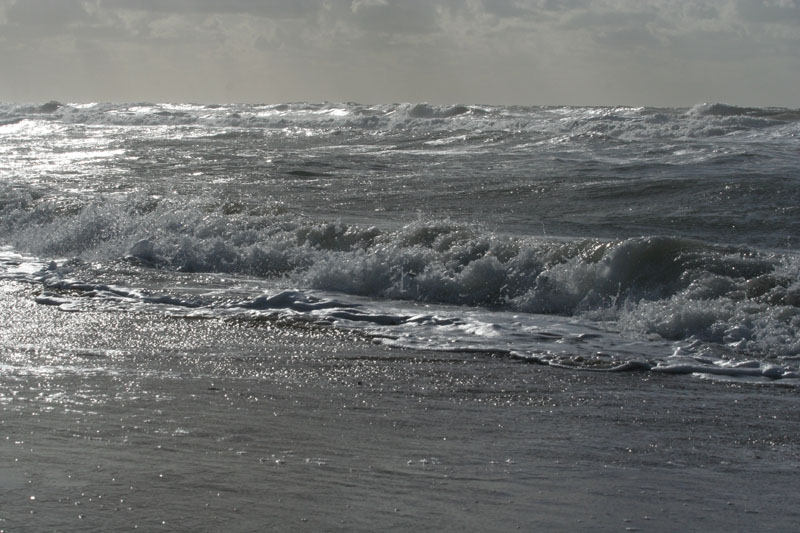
left=2, top=190, right=799, bottom=370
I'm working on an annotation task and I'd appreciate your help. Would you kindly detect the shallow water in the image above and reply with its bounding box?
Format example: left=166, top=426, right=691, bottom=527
left=1, top=280, right=799, bottom=531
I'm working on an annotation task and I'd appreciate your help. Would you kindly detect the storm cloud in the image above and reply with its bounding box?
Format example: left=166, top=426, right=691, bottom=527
left=0, top=0, right=797, bottom=105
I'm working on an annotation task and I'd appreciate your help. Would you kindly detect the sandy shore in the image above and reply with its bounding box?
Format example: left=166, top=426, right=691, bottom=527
left=1, top=279, right=798, bottom=531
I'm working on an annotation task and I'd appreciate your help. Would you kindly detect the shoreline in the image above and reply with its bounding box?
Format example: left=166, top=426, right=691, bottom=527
left=1, top=279, right=799, bottom=531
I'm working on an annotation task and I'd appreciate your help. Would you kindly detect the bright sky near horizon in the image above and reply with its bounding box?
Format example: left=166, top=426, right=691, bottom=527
left=1, top=0, right=798, bottom=107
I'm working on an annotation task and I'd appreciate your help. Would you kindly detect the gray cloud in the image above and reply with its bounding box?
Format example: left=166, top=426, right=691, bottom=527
left=5, top=0, right=93, bottom=26
left=594, top=26, right=661, bottom=49
left=736, top=0, right=800, bottom=24
left=348, top=1, right=441, bottom=35
left=99, top=0, right=321, bottom=18
left=0, top=0, right=797, bottom=106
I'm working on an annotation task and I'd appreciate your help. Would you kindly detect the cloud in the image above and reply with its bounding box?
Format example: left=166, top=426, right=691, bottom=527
left=0, top=0, right=798, bottom=105
left=351, top=0, right=388, bottom=13
left=594, top=26, right=660, bottom=49
left=5, top=0, right=94, bottom=26
left=99, top=0, right=320, bottom=19
left=477, top=0, right=535, bottom=19
left=736, top=0, right=800, bottom=24
left=347, top=0, right=442, bottom=35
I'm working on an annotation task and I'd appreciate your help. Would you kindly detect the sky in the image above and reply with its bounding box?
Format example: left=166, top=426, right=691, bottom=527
left=0, top=0, right=798, bottom=106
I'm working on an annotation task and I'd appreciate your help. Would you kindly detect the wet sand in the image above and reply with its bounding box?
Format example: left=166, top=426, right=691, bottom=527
left=1, top=280, right=799, bottom=531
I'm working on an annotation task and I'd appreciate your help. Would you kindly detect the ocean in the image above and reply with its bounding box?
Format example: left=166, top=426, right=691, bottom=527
left=1, top=101, right=800, bottom=530
left=2, top=101, right=799, bottom=380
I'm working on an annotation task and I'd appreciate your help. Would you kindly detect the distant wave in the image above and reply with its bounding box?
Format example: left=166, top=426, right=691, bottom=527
left=2, top=101, right=796, bottom=140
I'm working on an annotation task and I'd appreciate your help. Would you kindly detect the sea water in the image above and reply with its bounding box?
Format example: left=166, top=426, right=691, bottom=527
left=1, top=101, right=799, bottom=382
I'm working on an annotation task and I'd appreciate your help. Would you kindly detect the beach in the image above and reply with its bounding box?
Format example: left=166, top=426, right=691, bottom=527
left=2, top=1, right=800, bottom=530
left=2, top=279, right=798, bottom=532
